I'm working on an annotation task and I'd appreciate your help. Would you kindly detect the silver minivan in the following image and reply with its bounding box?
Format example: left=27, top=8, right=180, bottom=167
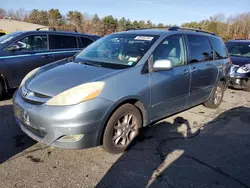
left=13, top=27, right=231, bottom=153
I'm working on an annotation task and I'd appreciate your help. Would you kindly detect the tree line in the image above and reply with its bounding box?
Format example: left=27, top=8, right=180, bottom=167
left=0, top=8, right=249, bottom=40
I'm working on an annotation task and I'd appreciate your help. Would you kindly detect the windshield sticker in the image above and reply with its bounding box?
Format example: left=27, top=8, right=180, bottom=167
left=128, top=57, right=138, bottom=62
left=128, top=61, right=134, bottom=65
left=134, top=36, right=154, bottom=41
left=0, top=37, right=14, bottom=44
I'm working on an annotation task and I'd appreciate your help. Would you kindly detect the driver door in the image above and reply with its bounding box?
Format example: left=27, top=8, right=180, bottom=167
left=5, top=34, right=51, bottom=88
left=149, top=34, right=191, bottom=121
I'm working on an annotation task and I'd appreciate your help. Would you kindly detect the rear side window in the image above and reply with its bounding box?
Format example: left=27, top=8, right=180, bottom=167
left=187, top=35, right=213, bottom=63
left=210, top=37, right=228, bottom=59
left=79, top=37, right=94, bottom=48
left=49, top=35, right=77, bottom=49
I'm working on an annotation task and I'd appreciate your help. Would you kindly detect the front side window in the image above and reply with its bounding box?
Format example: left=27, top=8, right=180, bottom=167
left=153, top=35, right=185, bottom=67
left=226, top=42, right=250, bottom=58
left=75, top=34, right=158, bottom=68
left=210, top=37, right=228, bottom=59
left=49, top=35, right=77, bottom=49
left=187, top=35, right=213, bottom=63
left=11, top=35, right=48, bottom=51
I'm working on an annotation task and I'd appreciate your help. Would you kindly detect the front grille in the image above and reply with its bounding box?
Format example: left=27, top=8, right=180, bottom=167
left=22, top=122, right=47, bottom=138
left=21, top=86, right=52, bottom=105
left=23, top=97, right=44, bottom=105
left=34, top=92, right=50, bottom=98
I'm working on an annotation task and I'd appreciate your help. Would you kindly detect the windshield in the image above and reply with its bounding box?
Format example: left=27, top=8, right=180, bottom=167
left=0, top=32, right=22, bottom=46
left=75, top=34, right=158, bottom=68
left=226, top=42, right=250, bottom=58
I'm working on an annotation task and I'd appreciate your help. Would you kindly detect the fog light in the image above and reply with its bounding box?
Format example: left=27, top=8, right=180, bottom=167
left=236, top=79, right=241, bottom=85
left=58, top=134, right=84, bottom=142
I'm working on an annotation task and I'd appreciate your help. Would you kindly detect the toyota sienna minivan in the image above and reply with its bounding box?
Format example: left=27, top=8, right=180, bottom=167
left=13, top=27, right=231, bottom=154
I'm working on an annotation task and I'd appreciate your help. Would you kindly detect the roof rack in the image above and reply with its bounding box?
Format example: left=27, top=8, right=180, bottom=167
left=36, top=27, right=56, bottom=31
left=169, top=26, right=216, bottom=35
left=125, top=26, right=216, bottom=36
left=125, top=27, right=170, bottom=31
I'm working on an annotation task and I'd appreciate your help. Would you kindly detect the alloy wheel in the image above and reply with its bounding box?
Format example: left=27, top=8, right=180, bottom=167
left=112, top=114, right=139, bottom=148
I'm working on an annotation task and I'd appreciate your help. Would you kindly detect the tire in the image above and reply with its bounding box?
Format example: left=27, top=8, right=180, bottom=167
left=242, top=80, right=250, bottom=92
left=204, top=82, right=224, bottom=109
left=102, top=104, right=142, bottom=154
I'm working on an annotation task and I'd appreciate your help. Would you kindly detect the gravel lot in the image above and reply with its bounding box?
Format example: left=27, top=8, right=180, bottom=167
left=0, top=89, right=250, bottom=188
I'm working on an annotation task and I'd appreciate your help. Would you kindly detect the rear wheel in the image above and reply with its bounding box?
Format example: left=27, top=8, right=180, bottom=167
left=204, top=82, right=224, bottom=109
left=102, top=104, right=142, bottom=154
left=242, top=80, right=250, bottom=92
left=0, top=80, right=3, bottom=99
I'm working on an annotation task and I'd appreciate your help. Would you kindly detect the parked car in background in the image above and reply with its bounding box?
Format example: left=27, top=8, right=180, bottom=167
left=13, top=27, right=230, bottom=154
left=0, top=30, right=8, bottom=37
left=225, top=40, right=250, bottom=91
left=0, top=30, right=99, bottom=98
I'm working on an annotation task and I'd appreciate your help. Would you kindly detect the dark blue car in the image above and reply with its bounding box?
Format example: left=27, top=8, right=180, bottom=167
left=0, top=30, right=99, bottom=98
left=226, top=40, right=250, bottom=91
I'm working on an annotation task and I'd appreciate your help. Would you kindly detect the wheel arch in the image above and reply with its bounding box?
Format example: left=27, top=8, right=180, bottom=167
left=97, top=97, right=149, bottom=145
left=219, top=76, right=228, bottom=87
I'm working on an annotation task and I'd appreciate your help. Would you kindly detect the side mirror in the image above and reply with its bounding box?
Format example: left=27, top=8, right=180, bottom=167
left=6, top=44, right=20, bottom=51
left=153, top=59, right=174, bottom=71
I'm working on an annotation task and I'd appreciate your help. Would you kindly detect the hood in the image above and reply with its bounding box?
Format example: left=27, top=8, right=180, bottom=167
left=231, top=56, right=250, bottom=66
left=26, top=61, right=120, bottom=97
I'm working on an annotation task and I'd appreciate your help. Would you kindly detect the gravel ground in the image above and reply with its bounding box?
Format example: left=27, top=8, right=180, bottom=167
left=0, top=89, right=250, bottom=188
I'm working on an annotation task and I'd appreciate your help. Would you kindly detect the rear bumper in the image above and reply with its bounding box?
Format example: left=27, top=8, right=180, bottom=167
left=13, top=89, right=114, bottom=149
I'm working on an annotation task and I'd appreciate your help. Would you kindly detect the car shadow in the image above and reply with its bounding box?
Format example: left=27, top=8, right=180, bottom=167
left=0, top=103, right=36, bottom=164
left=96, top=106, right=250, bottom=188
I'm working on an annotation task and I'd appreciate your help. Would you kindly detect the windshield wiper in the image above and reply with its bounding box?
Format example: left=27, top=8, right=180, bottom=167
left=79, top=61, right=102, bottom=67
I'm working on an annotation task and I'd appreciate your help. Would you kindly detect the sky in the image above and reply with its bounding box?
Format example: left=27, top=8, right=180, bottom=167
left=2, top=0, right=250, bottom=25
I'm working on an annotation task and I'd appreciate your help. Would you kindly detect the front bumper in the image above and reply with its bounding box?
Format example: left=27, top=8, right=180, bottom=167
left=229, top=65, right=250, bottom=89
left=229, top=76, right=249, bottom=89
left=13, top=89, right=114, bottom=149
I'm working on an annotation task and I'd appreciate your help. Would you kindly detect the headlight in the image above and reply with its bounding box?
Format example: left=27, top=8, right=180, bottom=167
left=236, top=64, right=250, bottom=74
left=46, top=81, right=105, bottom=106
left=20, top=67, right=40, bottom=87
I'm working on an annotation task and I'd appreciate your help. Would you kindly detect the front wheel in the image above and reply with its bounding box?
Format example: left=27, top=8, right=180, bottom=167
left=102, top=104, right=142, bottom=154
left=204, top=82, right=224, bottom=109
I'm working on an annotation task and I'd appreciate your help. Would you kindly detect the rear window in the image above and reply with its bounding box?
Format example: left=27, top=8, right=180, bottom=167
left=187, top=35, right=213, bottom=63
left=49, top=35, right=77, bottom=49
left=210, top=37, right=228, bottom=59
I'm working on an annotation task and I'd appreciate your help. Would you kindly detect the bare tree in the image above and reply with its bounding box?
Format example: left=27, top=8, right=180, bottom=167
left=0, top=8, right=6, bottom=19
